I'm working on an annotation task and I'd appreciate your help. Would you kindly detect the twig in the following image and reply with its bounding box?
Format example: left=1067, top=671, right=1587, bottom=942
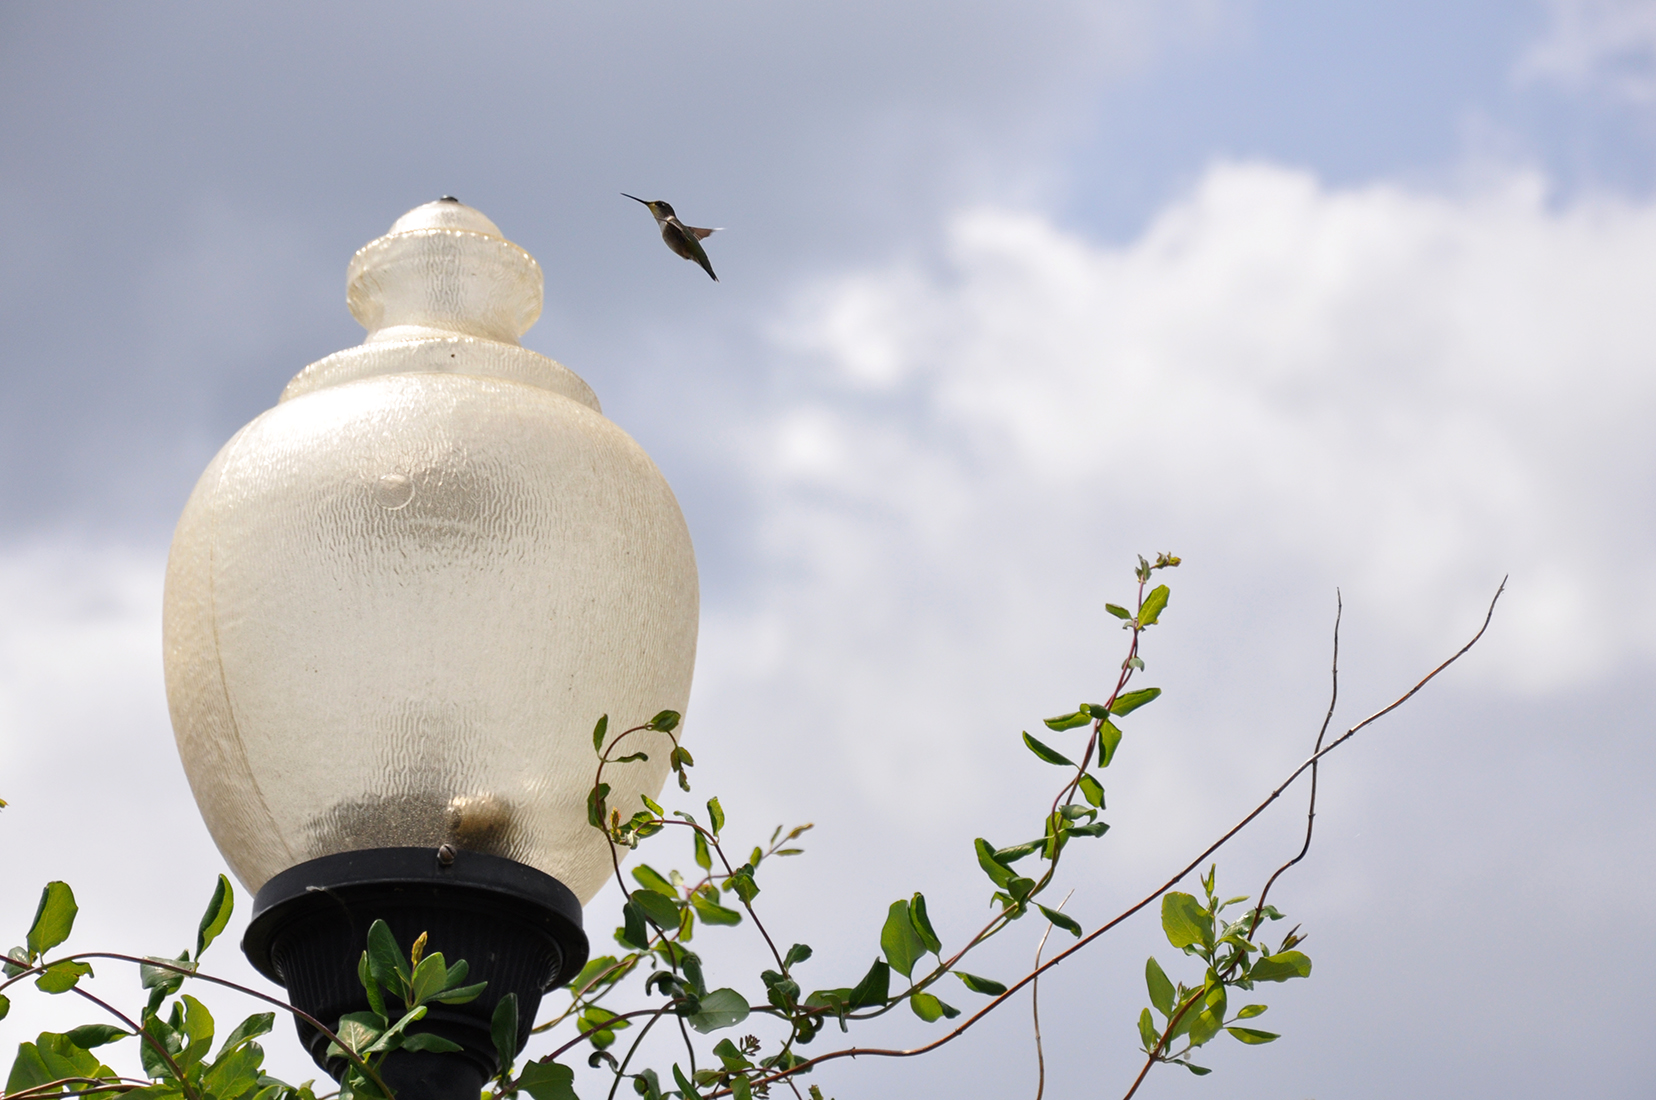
left=63, top=985, right=198, bottom=1100
left=37, top=953, right=396, bottom=1099
left=603, top=1008, right=667, bottom=1100
left=1250, top=589, right=1341, bottom=937
left=742, top=579, right=1505, bottom=1094
left=1031, top=890, right=1073, bottom=1100
left=1, top=1077, right=149, bottom=1100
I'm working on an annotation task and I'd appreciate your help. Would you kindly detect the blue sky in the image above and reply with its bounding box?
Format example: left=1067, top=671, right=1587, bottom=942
left=3, top=3, right=1655, bottom=1098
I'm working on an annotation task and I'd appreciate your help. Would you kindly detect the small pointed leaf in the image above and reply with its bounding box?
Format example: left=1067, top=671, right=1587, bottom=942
left=26, top=882, right=77, bottom=959
left=1021, top=732, right=1075, bottom=767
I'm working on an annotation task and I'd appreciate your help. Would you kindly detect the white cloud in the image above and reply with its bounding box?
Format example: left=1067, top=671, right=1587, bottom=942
left=680, top=158, right=1656, bottom=1094
left=759, top=161, right=1656, bottom=704
left=7, top=159, right=1656, bottom=1097
left=1519, top=0, right=1656, bottom=100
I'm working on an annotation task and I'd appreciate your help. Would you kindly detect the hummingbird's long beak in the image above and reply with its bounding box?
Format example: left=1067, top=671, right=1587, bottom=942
left=621, top=193, right=649, bottom=205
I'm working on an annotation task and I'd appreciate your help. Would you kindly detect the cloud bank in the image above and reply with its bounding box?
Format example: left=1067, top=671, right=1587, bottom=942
left=6, top=159, right=1655, bottom=1097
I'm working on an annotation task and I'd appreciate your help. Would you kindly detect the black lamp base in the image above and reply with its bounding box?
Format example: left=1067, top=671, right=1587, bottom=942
left=243, top=848, right=589, bottom=1100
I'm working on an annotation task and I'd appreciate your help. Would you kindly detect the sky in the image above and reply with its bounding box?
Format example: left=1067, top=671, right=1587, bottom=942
left=3, top=1, right=1655, bottom=1097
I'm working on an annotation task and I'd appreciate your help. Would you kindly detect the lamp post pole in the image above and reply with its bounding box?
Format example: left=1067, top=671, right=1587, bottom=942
left=162, top=199, right=700, bottom=1100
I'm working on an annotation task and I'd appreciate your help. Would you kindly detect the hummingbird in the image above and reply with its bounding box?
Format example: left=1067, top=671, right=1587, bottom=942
left=622, top=194, right=721, bottom=281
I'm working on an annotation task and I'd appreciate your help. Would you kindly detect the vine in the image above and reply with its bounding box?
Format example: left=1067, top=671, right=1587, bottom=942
left=0, top=557, right=1503, bottom=1100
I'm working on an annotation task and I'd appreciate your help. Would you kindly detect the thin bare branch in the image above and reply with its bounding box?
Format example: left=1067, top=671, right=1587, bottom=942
left=744, top=579, right=1505, bottom=1093
left=1250, top=588, right=1341, bottom=936
left=1031, top=890, right=1073, bottom=1100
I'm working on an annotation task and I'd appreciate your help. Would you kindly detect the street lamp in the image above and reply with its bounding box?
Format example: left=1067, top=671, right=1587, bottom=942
left=162, top=199, right=700, bottom=1099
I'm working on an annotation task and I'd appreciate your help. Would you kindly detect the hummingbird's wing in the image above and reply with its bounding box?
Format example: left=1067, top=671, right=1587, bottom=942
left=686, top=225, right=719, bottom=240
left=661, top=220, right=719, bottom=281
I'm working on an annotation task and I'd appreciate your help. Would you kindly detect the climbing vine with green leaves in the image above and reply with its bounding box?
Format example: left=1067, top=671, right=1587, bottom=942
left=0, top=556, right=1502, bottom=1100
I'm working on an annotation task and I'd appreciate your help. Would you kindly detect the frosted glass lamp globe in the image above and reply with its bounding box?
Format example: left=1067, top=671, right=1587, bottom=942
left=161, top=199, right=698, bottom=1093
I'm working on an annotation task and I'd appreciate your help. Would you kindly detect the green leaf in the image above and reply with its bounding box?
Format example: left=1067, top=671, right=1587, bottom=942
left=1226, top=1026, right=1279, bottom=1044
left=784, top=943, right=813, bottom=969
left=195, top=875, right=234, bottom=960
left=177, top=995, right=216, bottom=1067
left=672, top=1063, right=702, bottom=1100
left=727, top=867, right=759, bottom=905
left=1187, top=982, right=1226, bottom=1048
left=1180, top=1061, right=1212, bottom=1075
left=3, top=946, right=27, bottom=978
left=6, top=1041, right=53, bottom=1094
left=577, top=1006, right=629, bottom=1053
left=1249, top=950, right=1312, bottom=983
left=1036, top=905, right=1081, bottom=938
left=141, top=953, right=192, bottom=1010
left=214, top=1013, right=273, bottom=1057
left=26, top=881, right=77, bottom=959
left=1104, top=603, right=1132, bottom=620
left=1236, top=1003, right=1267, bottom=1019
left=1042, top=710, right=1090, bottom=731
left=1138, top=584, right=1170, bottom=626
left=676, top=952, right=706, bottom=998
left=1161, top=892, right=1211, bottom=950
left=955, top=971, right=1007, bottom=996
left=641, top=794, right=665, bottom=816
left=649, top=710, right=681, bottom=732
left=631, top=865, right=677, bottom=897
left=712, top=1039, right=753, bottom=1071
left=1097, top=719, right=1123, bottom=768
left=339, top=1007, right=400, bottom=1060
left=433, top=980, right=488, bottom=1005
left=0, top=994, right=10, bottom=1023
left=366, top=920, right=410, bottom=991
left=517, top=1059, right=578, bottom=1100
left=908, top=992, right=955, bottom=1022
left=1077, top=772, right=1105, bottom=808
left=62, top=1024, right=128, bottom=1051
left=846, top=959, right=891, bottom=1009
left=34, top=958, right=92, bottom=993
left=568, top=955, right=625, bottom=996
left=1144, top=957, right=1175, bottom=1017
left=40, top=1033, right=107, bottom=1084
left=880, top=900, right=926, bottom=978
left=908, top=894, right=942, bottom=955
left=409, top=951, right=450, bottom=1006
left=139, top=1014, right=183, bottom=1079
left=1067, top=820, right=1109, bottom=838
left=1137, top=1007, right=1158, bottom=1051
left=994, top=839, right=1043, bottom=864
left=689, top=888, right=742, bottom=927
left=631, top=889, right=682, bottom=932
left=693, top=830, right=712, bottom=871
left=686, top=988, right=749, bottom=1034
left=400, top=1032, right=463, bottom=1054
left=591, top=714, right=609, bottom=754
left=1021, top=731, right=1075, bottom=767
left=201, top=1041, right=263, bottom=1099
left=491, top=992, right=520, bottom=1072
left=359, top=951, right=386, bottom=1017
left=618, top=901, right=651, bottom=950
left=757, top=968, right=798, bottom=1011
left=974, top=838, right=1014, bottom=888
left=586, top=783, right=611, bottom=830
left=1110, top=688, right=1161, bottom=717
left=706, top=798, right=725, bottom=836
